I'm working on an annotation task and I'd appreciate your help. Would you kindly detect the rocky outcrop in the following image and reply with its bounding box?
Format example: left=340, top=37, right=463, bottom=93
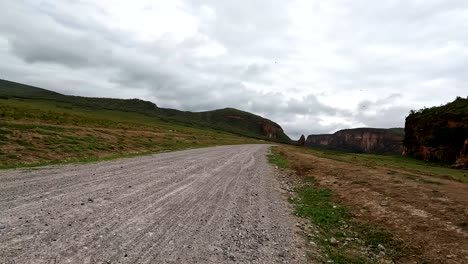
left=455, top=139, right=468, bottom=167
left=403, top=97, right=468, bottom=167
left=297, top=135, right=306, bottom=146
left=305, top=128, right=404, bottom=154
left=260, top=122, right=285, bottom=140
left=305, top=134, right=334, bottom=147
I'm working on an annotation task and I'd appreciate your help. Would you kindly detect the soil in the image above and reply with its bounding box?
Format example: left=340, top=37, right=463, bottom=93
left=0, top=145, right=305, bottom=264
left=282, top=147, right=468, bottom=263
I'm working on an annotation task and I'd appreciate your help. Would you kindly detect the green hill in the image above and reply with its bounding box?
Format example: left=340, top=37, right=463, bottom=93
left=0, top=79, right=291, bottom=143
left=0, top=79, right=291, bottom=168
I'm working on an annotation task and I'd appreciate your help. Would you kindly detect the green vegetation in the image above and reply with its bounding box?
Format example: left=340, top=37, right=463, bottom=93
left=0, top=79, right=291, bottom=143
left=0, top=78, right=294, bottom=168
left=291, top=180, right=404, bottom=263
left=0, top=79, right=159, bottom=114
left=301, top=147, right=467, bottom=183
left=293, top=186, right=348, bottom=228
left=408, top=96, right=468, bottom=119
left=0, top=150, right=155, bottom=170
left=0, top=96, right=262, bottom=168
left=267, top=147, right=288, bottom=168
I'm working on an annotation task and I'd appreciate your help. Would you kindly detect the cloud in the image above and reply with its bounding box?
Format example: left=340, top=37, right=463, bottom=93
left=1, top=0, right=467, bottom=140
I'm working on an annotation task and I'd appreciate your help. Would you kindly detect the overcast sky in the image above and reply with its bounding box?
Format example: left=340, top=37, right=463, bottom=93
left=1, top=0, right=467, bottom=139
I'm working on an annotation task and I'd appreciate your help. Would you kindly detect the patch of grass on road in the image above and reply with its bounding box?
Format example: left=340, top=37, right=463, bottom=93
left=267, top=146, right=288, bottom=169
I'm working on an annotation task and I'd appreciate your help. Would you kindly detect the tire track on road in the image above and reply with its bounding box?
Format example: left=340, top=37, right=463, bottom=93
left=0, top=145, right=305, bottom=264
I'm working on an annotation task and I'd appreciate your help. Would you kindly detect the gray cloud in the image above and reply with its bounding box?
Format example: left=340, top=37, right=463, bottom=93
left=1, top=0, right=467, bottom=140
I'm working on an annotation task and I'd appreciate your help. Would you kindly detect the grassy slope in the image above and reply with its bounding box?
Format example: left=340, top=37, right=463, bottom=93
left=169, top=108, right=292, bottom=143
left=0, top=98, right=261, bottom=168
left=0, top=79, right=291, bottom=143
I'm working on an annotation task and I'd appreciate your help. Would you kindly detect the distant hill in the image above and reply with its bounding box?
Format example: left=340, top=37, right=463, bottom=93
left=404, top=97, right=468, bottom=167
left=305, top=128, right=404, bottom=154
left=0, top=79, right=291, bottom=143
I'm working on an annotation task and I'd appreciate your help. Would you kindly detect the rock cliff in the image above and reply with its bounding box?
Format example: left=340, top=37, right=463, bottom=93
left=305, top=128, right=404, bottom=154
left=403, top=97, right=468, bottom=167
left=297, top=135, right=306, bottom=146
left=260, top=121, right=287, bottom=141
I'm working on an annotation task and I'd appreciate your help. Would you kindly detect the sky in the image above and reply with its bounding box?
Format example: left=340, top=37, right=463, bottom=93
left=1, top=0, right=467, bottom=139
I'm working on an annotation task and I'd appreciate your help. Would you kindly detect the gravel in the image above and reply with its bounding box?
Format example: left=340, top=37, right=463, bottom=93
left=0, top=145, right=305, bottom=264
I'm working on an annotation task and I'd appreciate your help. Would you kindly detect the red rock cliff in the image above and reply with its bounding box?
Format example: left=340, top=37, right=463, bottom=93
left=305, top=128, right=404, bottom=154
left=403, top=97, right=468, bottom=167
left=260, top=122, right=284, bottom=140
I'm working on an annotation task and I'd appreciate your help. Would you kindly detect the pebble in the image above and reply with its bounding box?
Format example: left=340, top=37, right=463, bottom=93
left=0, top=224, right=6, bottom=230
left=330, top=237, right=338, bottom=246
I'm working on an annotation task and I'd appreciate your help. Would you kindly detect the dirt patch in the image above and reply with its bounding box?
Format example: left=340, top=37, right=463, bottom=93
left=280, top=146, right=468, bottom=263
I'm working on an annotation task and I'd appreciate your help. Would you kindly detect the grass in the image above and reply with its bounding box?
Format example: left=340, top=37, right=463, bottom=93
left=301, top=147, right=467, bottom=183
left=290, top=183, right=405, bottom=264
left=0, top=79, right=292, bottom=143
left=0, top=146, right=222, bottom=170
left=293, top=186, right=348, bottom=228
left=0, top=98, right=264, bottom=169
left=267, top=146, right=289, bottom=168
left=268, top=147, right=408, bottom=263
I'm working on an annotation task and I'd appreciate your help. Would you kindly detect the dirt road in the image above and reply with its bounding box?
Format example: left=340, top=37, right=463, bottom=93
left=0, top=145, right=304, bottom=264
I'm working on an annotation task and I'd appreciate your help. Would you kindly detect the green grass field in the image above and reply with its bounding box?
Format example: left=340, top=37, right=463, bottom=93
left=0, top=98, right=261, bottom=168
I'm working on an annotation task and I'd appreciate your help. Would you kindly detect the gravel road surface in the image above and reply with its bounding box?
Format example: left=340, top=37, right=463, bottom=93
left=0, top=145, right=304, bottom=264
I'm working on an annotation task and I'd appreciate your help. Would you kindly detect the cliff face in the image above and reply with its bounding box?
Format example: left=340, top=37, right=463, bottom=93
left=455, top=139, right=468, bottom=167
left=260, top=122, right=285, bottom=140
left=403, top=97, right=468, bottom=167
left=306, top=134, right=334, bottom=146
left=305, top=128, right=404, bottom=154
left=297, top=135, right=306, bottom=146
